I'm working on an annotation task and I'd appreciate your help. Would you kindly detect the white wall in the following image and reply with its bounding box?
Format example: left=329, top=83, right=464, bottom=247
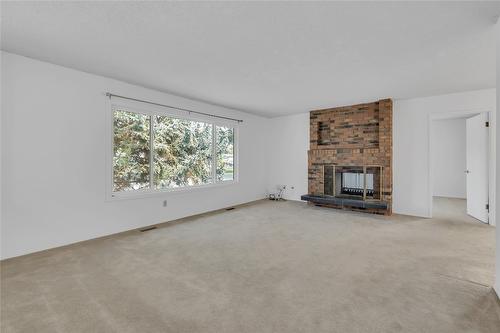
left=494, top=18, right=500, bottom=297
left=0, top=52, right=269, bottom=259
left=394, top=89, right=496, bottom=220
left=0, top=51, right=3, bottom=259
left=266, top=113, right=309, bottom=200
left=431, top=118, right=467, bottom=199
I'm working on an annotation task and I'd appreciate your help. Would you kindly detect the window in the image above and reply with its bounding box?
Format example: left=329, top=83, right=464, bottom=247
left=111, top=105, right=237, bottom=197
left=113, top=109, right=151, bottom=192
left=216, top=126, right=234, bottom=181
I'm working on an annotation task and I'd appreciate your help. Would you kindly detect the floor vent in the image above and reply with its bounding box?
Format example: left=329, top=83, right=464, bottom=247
left=140, top=226, right=157, bottom=232
left=226, top=207, right=235, bottom=211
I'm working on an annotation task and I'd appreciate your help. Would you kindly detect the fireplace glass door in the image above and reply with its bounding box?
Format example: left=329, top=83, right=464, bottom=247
left=365, top=166, right=382, bottom=200
left=324, top=165, right=334, bottom=196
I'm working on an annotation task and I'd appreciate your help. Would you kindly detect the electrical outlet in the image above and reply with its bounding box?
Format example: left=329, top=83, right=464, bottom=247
left=163, top=200, right=168, bottom=207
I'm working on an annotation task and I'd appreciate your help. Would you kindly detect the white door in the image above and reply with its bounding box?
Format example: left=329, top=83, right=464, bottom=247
left=465, top=113, right=489, bottom=223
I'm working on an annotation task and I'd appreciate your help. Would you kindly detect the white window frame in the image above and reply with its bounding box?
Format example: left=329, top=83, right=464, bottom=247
left=105, top=97, right=239, bottom=200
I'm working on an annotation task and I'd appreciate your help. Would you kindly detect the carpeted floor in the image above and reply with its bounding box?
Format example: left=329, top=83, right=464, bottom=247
left=1, top=197, right=499, bottom=332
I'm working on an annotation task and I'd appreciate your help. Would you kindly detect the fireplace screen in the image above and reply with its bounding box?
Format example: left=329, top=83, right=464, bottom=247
left=324, top=165, right=382, bottom=201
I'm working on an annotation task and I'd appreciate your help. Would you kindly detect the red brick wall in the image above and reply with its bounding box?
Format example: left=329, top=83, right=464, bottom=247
left=308, top=99, right=393, bottom=214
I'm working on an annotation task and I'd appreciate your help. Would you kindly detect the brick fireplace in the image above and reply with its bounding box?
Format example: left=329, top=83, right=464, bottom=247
left=301, top=99, right=392, bottom=214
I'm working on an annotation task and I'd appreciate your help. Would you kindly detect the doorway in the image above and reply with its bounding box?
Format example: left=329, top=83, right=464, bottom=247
left=430, top=112, right=490, bottom=224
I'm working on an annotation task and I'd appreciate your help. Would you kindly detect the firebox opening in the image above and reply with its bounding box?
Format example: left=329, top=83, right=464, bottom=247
left=341, top=172, right=373, bottom=197
left=324, top=165, right=382, bottom=201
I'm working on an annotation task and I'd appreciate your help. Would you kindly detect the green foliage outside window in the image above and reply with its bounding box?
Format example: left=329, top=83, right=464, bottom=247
left=113, top=108, right=235, bottom=193
left=113, top=110, right=150, bottom=192
left=216, top=126, right=234, bottom=181
left=154, top=116, right=212, bottom=188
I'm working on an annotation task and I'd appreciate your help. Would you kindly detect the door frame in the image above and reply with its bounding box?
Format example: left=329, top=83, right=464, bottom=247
left=428, top=108, right=495, bottom=225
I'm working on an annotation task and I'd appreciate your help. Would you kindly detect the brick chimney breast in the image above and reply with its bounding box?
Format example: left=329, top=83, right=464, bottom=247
left=307, top=99, right=393, bottom=214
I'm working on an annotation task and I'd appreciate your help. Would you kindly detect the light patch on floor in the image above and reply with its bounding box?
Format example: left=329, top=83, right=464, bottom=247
left=1, top=198, right=499, bottom=332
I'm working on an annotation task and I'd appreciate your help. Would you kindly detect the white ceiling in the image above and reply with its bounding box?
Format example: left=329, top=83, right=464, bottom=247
left=1, top=1, right=499, bottom=117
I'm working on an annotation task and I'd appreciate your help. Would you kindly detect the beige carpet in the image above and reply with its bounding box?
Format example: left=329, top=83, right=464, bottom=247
left=1, top=197, right=499, bottom=332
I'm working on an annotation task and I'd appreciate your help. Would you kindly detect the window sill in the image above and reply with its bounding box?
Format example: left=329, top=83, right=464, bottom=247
left=107, top=180, right=238, bottom=201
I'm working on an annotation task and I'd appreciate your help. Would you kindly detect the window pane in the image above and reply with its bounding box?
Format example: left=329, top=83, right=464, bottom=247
left=216, top=126, right=234, bottom=181
left=113, top=110, right=150, bottom=192
left=154, top=116, right=213, bottom=188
